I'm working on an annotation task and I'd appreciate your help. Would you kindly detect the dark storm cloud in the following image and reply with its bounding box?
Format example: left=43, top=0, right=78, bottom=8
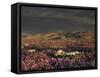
left=21, top=6, right=95, bottom=33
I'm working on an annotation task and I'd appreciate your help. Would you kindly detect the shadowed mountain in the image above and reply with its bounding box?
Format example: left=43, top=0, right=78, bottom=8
left=44, top=32, right=88, bottom=40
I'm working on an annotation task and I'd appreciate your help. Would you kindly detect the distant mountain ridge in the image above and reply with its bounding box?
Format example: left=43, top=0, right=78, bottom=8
left=22, top=31, right=95, bottom=40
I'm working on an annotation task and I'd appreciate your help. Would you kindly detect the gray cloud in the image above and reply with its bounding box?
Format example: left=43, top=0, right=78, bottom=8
left=21, top=6, right=95, bottom=33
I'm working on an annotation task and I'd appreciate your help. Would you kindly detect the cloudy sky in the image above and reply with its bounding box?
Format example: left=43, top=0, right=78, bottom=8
left=21, top=6, right=96, bottom=33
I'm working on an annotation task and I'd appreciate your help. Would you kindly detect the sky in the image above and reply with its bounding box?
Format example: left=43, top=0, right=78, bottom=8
left=21, top=6, right=96, bottom=33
